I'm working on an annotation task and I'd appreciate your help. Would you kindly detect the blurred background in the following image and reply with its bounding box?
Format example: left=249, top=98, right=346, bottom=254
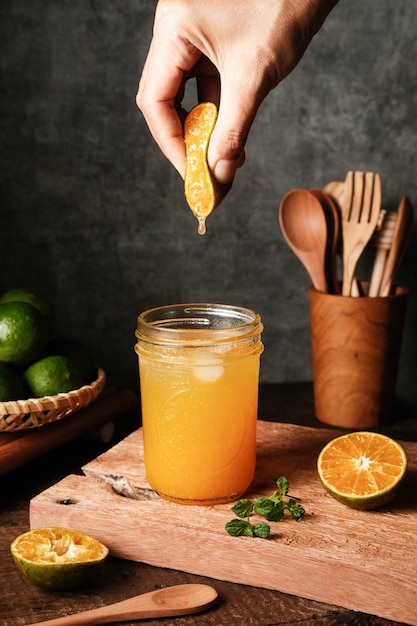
left=1, top=1, right=416, bottom=413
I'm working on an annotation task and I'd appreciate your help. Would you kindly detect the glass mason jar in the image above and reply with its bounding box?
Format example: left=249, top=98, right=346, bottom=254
left=135, top=303, right=264, bottom=505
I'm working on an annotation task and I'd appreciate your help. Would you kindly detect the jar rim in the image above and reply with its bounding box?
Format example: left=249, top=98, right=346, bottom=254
left=136, top=303, right=263, bottom=345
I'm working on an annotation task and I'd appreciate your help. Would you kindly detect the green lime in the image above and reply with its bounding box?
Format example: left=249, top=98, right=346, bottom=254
left=0, top=288, right=54, bottom=335
left=10, top=527, right=109, bottom=590
left=23, top=355, right=83, bottom=397
left=0, top=302, right=49, bottom=366
left=0, top=362, right=24, bottom=401
left=46, top=336, right=97, bottom=384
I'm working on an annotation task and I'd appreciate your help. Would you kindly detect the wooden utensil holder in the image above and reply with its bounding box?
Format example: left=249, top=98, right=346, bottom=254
left=308, top=284, right=408, bottom=428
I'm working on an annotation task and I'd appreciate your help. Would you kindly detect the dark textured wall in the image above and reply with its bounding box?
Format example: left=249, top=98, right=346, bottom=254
left=1, top=1, right=416, bottom=413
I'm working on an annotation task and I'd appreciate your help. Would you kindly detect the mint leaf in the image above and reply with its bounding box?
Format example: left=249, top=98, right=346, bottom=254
left=268, top=490, right=283, bottom=505
left=225, top=519, right=253, bottom=537
left=276, top=476, right=290, bottom=496
left=253, top=497, right=274, bottom=517
left=254, top=497, right=284, bottom=522
left=265, top=501, right=285, bottom=522
left=252, top=522, right=271, bottom=538
left=231, top=499, right=254, bottom=519
left=287, top=499, right=305, bottom=521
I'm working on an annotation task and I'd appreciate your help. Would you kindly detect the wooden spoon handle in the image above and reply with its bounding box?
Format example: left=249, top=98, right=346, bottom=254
left=26, top=607, right=113, bottom=626
left=26, top=593, right=156, bottom=626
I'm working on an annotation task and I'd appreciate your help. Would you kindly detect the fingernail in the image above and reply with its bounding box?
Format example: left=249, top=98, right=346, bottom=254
left=213, top=159, right=236, bottom=185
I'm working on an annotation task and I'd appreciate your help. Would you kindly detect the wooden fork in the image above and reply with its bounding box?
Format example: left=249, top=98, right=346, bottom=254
left=340, top=171, right=382, bottom=296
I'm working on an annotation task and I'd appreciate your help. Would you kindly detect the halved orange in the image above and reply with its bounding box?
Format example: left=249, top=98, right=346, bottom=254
left=317, top=431, right=407, bottom=510
left=184, top=102, right=231, bottom=234
left=10, top=527, right=109, bottom=590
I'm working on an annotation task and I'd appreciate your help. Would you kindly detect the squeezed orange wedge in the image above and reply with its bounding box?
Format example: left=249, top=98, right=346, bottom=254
left=184, top=102, right=231, bottom=234
left=11, top=527, right=109, bottom=590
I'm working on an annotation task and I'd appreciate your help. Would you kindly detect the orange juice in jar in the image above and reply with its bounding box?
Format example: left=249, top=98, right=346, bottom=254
left=135, top=304, right=263, bottom=505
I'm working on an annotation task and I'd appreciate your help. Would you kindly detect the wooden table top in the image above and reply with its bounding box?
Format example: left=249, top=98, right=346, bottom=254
left=1, top=382, right=414, bottom=626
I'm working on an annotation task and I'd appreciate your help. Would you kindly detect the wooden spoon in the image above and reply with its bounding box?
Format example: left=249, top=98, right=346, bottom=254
left=279, top=189, right=329, bottom=292
left=310, top=188, right=340, bottom=294
left=27, top=583, right=218, bottom=626
left=323, top=180, right=345, bottom=210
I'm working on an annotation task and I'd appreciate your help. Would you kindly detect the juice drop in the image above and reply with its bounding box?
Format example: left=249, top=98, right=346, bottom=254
left=197, top=216, right=206, bottom=235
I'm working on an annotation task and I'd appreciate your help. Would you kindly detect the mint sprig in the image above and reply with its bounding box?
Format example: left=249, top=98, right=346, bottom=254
left=225, top=519, right=270, bottom=538
left=225, top=476, right=305, bottom=539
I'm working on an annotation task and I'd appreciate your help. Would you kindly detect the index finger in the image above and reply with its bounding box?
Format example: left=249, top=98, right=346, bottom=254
left=137, top=35, right=201, bottom=177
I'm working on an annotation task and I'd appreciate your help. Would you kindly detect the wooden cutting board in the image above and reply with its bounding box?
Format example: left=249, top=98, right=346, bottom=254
left=30, top=421, right=417, bottom=626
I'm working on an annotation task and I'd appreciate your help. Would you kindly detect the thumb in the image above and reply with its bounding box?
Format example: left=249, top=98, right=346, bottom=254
left=207, top=85, right=259, bottom=184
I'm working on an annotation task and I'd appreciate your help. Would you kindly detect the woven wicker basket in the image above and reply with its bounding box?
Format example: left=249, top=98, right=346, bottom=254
left=0, top=367, right=106, bottom=432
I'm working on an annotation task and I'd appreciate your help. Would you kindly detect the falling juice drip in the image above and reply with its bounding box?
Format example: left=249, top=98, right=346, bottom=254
left=197, top=216, right=207, bottom=236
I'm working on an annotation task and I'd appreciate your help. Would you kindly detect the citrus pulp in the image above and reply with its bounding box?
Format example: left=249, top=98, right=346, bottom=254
left=184, top=102, right=231, bottom=234
left=10, top=527, right=109, bottom=590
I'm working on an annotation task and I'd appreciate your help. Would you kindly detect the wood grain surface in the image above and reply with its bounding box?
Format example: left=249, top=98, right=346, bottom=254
left=30, top=421, right=417, bottom=625
left=309, top=285, right=408, bottom=428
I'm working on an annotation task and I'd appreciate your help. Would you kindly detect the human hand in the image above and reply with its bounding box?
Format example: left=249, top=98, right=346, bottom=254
left=137, top=0, right=339, bottom=183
